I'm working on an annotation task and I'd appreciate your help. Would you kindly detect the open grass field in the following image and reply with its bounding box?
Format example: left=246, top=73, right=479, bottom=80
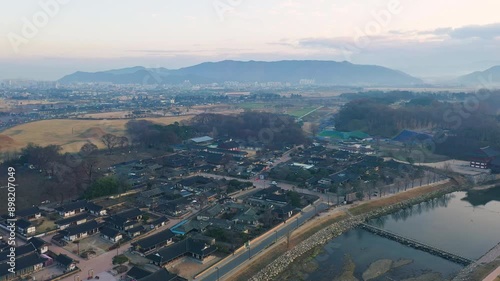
left=79, top=111, right=131, bottom=119
left=0, top=99, right=8, bottom=111
left=0, top=99, right=58, bottom=111
left=237, top=102, right=273, bottom=110
left=288, top=106, right=317, bottom=117
left=0, top=115, right=193, bottom=153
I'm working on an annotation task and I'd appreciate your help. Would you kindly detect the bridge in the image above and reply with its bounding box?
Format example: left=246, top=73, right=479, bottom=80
left=360, top=223, right=473, bottom=266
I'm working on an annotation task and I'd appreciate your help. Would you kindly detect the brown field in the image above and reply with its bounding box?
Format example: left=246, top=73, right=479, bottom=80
left=0, top=115, right=193, bottom=153
left=0, top=99, right=8, bottom=110
left=0, top=99, right=58, bottom=109
left=79, top=111, right=132, bottom=119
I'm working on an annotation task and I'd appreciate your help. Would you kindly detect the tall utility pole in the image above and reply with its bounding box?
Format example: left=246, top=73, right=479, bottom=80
left=246, top=240, right=251, bottom=260
left=286, top=230, right=291, bottom=249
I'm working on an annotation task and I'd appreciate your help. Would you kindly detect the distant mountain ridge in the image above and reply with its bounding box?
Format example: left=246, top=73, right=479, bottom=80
left=458, top=66, right=500, bottom=86
left=59, top=60, right=424, bottom=86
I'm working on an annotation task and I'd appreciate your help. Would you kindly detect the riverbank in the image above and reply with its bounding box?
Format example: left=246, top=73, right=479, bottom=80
left=248, top=180, right=461, bottom=281
left=225, top=211, right=348, bottom=281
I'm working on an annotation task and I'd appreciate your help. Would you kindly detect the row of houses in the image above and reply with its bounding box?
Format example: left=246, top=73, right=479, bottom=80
left=0, top=201, right=109, bottom=239
left=0, top=238, right=76, bottom=281
left=55, top=200, right=107, bottom=218
left=51, top=203, right=168, bottom=243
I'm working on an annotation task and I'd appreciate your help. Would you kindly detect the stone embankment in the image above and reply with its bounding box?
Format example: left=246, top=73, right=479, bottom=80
left=249, top=184, right=459, bottom=281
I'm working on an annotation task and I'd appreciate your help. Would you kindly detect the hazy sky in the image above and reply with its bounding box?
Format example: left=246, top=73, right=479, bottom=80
left=1, top=0, right=500, bottom=80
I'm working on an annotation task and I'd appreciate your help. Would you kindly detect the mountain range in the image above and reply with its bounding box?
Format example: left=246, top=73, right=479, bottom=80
left=458, top=66, right=500, bottom=86
left=58, top=60, right=424, bottom=86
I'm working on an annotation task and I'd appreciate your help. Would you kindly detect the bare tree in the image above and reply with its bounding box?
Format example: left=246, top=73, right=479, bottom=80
left=101, top=134, right=119, bottom=153
left=403, top=174, right=411, bottom=190
left=442, top=162, right=452, bottom=172
left=118, top=136, right=129, bottom=148
left=80, top=142, right=98, bottom=156
left=82, top=158, right=99, bottom=183
left=310, top=123, right=320, bottom=137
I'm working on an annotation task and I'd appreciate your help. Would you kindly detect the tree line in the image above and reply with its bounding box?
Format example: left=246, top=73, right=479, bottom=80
left=125, top=120, right=195, bottom=148
left=189, top=112, right=309, bottom=149
left=336, top=90, right=500, bottom=159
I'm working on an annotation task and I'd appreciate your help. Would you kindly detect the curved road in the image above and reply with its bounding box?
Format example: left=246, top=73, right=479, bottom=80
left=198, top=202, right=329, bottom=281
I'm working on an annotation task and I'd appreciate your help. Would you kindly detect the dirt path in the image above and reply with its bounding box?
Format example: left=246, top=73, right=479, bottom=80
left=483, top=265, right=500, bottom=281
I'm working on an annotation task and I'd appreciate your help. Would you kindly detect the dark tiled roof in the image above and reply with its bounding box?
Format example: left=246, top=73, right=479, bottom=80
left=275, top=204, right=295, bottom=215
left=116, top=208, right=143, bottom=220
left=265, top=193, right=288, bottom=203
left=100, top=226, right=121, bottom=238
left=491, top=157, right=500, bottom=166
left=86, top=202, right=105, bottom=212
left=132, top=229, right=175, bottom=250
left=55, top=254, right=74, bottom=266
left=470, top=146, right=500, bottom=158
left=146, top=239, right=216, bottom=265
left=0, top=253, right=46, bottom=277
left=16, top=207, right=41, bottom=218
left=150, top=216, right=169, bottom=226
left=28, top=237, right=49, bottom=250
left=55, top=200, right=88, bottom=212
left=17, top=218, right=33, bottom=229
left=0, top=243, right=36, bottom=263
left=55, top=213, right=90, bottom=226
left=138, top=268, right=186, bottom=281
left=59, top=220, right=99, bottom=237
left=218, top=141, right=239, bottom=150
left=127, top=225, right=145, bottom=234
left=127, top=266, right=152, bottom=280
left=178, top=176, right=211, bottom=187
left=109, top=215, right=137, bottom=228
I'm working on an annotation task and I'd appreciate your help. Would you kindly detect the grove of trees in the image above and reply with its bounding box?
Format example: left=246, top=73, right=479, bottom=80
left=189, top=112, right=309, bottom=149
left=126, top=120, right=194, bottom=148
left=84, top=176, right=130, bottom=199
left=336, top=90, right=500, bottom=159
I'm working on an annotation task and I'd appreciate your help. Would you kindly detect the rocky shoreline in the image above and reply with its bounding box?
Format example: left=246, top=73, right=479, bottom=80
left=249, top=183, right=460, bottom=281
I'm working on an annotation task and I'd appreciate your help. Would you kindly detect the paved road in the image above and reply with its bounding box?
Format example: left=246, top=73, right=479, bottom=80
left=198, top=202, right=329, bottom=281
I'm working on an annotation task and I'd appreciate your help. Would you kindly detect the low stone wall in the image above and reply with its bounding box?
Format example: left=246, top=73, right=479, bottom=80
left=50, top=267, right=81, bottom=281
left=250, top=183, right=459, bottom=281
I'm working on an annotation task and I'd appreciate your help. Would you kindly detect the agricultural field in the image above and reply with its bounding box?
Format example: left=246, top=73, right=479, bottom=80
left=237, top=102, right=273, bottom=110
left=0, top=99, right=8, bottom=111
left=288, top=106, right=318, bottom=118
left=0, top=115, right=193, bottom=153
left=79, top=111, right=132, bottom=119
left=0, top=99, right=58, bottom=111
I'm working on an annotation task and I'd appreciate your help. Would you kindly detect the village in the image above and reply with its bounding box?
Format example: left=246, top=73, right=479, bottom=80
left=3, top=125, right=497, bottom=281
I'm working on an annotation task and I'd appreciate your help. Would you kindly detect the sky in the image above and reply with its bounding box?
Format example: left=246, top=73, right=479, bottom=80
left=1, top=0, right=500, bottom=80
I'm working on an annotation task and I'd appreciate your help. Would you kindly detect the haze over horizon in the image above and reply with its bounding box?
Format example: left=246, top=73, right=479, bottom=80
left=1, top=0, right=500, bottom=80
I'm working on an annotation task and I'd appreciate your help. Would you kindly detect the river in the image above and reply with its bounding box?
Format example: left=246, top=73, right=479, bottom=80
left=282, top=186, right=500, bottom=281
